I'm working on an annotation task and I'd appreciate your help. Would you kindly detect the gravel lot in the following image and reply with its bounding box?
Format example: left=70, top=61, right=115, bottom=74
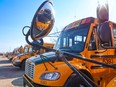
left=0, top=56, right=24, bottom=87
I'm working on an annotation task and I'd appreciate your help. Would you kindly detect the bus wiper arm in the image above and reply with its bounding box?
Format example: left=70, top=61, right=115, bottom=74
left=40, top=54, right=48, bottom=71
left=40, top=54, right=57, bottom=70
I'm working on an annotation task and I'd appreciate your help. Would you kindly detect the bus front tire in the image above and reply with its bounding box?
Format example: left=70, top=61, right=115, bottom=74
left=64, top=73, right=92, bottom=87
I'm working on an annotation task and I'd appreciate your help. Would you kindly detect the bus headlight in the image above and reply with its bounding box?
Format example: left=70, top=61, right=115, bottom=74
left=40, top=72, right=60, bottom=80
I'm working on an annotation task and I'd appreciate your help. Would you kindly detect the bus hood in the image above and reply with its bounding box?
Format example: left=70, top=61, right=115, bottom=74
left=28, top=52, right=58, bottom=65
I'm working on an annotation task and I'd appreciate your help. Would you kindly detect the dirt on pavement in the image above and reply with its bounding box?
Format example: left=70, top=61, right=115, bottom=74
left=0, top=55, right=24, bottom=87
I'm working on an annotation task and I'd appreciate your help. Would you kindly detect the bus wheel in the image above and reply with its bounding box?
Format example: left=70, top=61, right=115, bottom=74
left=64, top=73, right=91, bottom=87
left=23, top=80, right=26, bottom=87
left=21, top=60, right=26, bottom=71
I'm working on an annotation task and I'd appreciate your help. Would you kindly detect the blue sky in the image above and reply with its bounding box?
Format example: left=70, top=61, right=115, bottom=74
left=0, top=0, right=116, bottom=52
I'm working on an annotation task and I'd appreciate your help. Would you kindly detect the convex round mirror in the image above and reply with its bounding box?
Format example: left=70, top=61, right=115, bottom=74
left=30, top=0, right=55, bottom=41
left=98, top=22, right=112, bottom=46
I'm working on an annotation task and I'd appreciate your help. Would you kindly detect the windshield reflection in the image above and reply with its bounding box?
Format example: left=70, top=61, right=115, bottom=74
left=32, top=1, right=55, bottom=40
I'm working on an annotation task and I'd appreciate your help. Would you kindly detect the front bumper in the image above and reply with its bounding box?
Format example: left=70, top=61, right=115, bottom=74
left=23, top=74, right=45, bottom=87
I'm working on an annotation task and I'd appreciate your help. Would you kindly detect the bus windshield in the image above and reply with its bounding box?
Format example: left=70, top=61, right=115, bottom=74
left=54, top=24, right=90, bottom=53
left=24, top=47, right=29, bottom=53
left=29, top=47, right=33, bottom=53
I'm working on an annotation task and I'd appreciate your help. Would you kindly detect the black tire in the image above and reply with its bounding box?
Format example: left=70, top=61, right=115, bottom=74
left=64, top=73, right=92, bottom=87
left=23, top=79, right=28, bottom=87
left=23, top=79, right=26, bottom=87
left=21, top=60, right=26, bottom=71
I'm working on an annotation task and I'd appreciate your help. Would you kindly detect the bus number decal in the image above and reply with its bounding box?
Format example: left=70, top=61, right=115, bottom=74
left=103, top=58, right=113, bottom=64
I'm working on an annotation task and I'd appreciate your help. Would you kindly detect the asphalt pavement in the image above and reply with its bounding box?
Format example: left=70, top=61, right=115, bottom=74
left=0, top=55, right=24, bottom=87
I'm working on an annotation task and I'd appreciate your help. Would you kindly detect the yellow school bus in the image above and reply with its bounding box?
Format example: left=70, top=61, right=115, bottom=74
left=12, top=44, right=31, bottom=70
left=23, top=1, right=116, bottom=87
left=12, top=43, right=54, bottom=70
left=7, top=46, right=24, bottom=60
left=23, top=17, right=116, bottom=87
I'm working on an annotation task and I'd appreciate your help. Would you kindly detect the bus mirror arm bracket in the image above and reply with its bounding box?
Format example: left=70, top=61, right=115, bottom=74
left=22, top=26, right=30, bottom=36
left=62, top=51, right=116, bottom=69
left=56, top=51, right=116, bottom=86
left=25, top=30, right=55, bottom=51
left=57, top=52, right=98, bottom=87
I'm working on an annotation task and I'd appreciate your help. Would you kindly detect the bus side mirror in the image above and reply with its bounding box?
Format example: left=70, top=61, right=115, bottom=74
left=30, top=0, right=55, bottom=41
left=98, top=22, right=112, bottom=46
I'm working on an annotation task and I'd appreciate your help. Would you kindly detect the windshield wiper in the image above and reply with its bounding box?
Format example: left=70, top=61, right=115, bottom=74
left=40, top=54, right=58, bottom=71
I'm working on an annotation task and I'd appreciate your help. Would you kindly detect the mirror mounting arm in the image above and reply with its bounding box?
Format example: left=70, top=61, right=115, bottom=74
left=25, top=30, right=32, bottom=45
left=25, top=30, right=55, bottom=51
left=22, top=26, right=30, bottom=36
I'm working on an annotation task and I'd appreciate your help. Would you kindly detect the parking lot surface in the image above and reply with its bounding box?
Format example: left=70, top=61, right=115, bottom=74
left=0, top=56, right=24, bottom=87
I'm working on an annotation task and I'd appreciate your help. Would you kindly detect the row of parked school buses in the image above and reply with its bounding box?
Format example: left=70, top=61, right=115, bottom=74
left=5, top=43, right=54, bottom=70
left=5, top=46, right=24, bottom=60
left=6, top=0, right=116, bottom=87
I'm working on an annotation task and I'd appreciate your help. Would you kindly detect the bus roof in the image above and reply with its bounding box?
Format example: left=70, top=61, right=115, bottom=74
left=64, top=17, right=96, bottom=30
